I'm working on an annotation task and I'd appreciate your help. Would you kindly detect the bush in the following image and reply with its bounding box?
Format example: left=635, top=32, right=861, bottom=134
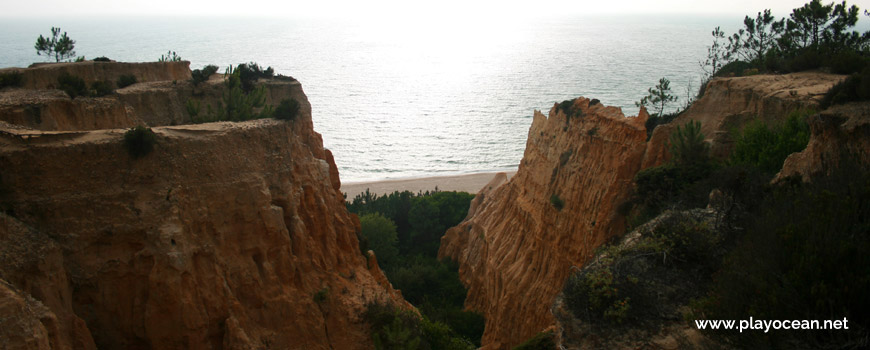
left=92, top=56, right=111, bottom=62
left=512, top=331, right=556, bottom=350
left=669, top=120, right=710, bottom=167
left=273, top=98, right=300, bottom=121
left=313, top=287, right=329, bottom=304
left=730, top=110, right=811, bottom=174
left=360, top=213, right=400, bottom=266
left=695, top=166, right=870, bottom=348
left=714, top=60, right=753, bottom=77
left=57, top=73, right=87, bottom=98
left=116, top=74, right=137, bottom=88
left=549, top=194, right=564, bottom=211
left=123, top=125, right=156, bottom=159
left=158, top=50, right=181, bottom=62
left=90, top=80, right=113, bottom=97
left=235, top=62, right=274, bottom=93
left=0, top=71, right=23, bottom=89
left=364, top=301, right=474, bottom=350
left=820, top=67, right=870, bottom=109
left=828, top=50, right=867, bottom=75
left=191, top=64, right=219, bottom=86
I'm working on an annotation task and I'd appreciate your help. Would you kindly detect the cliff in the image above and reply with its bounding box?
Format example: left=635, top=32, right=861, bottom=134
left=1, top=62, right=291, bottom=131
left=777, top=101, right=870, bottom=181
left=0, top=62, right=404, bottom=349
left=643, top=71, right=844, bottom=167
left=440, top=73, right=846, bottom=349
left=439, top=98, right=650, bottom=349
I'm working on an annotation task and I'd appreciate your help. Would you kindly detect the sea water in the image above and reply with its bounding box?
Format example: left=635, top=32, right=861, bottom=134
left=1, top=15, right=746, bottom=182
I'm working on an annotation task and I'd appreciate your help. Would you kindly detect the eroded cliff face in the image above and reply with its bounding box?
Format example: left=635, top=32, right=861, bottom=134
left=643, top=72, right=844, bottom=167
left=439, top=98, right=649, bottom=349
left=777, top=102, right=870, bottom=181
left=0, top=64, right=403, bottom=349
left=1, top=62, right=293, bottom=131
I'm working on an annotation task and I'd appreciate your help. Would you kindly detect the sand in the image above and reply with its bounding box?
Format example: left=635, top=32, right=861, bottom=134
left=341, top=171, right=516, bottom=199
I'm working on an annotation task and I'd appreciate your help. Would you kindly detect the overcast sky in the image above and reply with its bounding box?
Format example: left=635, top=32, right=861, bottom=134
left=5, top=0, right=869, bottom=18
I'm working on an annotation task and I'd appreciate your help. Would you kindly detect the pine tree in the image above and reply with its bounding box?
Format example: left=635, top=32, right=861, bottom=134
left=35, top=27, right=76, bottom=62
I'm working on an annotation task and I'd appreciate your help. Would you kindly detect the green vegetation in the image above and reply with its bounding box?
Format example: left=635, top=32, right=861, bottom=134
left=273, top=98, right=300, bottom=121
left=123, top=126, right=156, bottom=159
left=360, top=213, right=400, bottom=266
left=0, top=71, right=23, bottom=89
left=158, top=50, right=182, bottom=62
left=820, top=67, right=870, bottom=108
left=693, top=165, right=870, bottom=348
left=35, top=27, right=76, bottom=62
left=703, top=0, right=868, bottom=77
left=636, top=77, right=678, bottom=117
left=191, top=64, right=274, bottom=123
left=364, top=301, right=474, bottom=350
left=235, top=62, right=274, bottom=93
left=549, top=194, right=564, bottom=211
left=348, top=190, right=484, bottom=346
left=90, top=80, right=113, bottom=97
left=313, top=287, right=329, bottom=304
left=730, top=110, right=812, bottom=173
left=57, top=73, right=87, bottom=99
left=512, top=331, right=556, bottom=350
left=191, top=64, right=219, bottom=86
left=92, top=56, right=111, bottom=62
left=116, top=74, right=137, bottom=88
left=669, top=121, right=710, bottom=167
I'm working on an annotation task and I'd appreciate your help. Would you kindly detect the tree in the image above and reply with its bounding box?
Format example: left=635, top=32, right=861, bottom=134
left=784, top=0, right=861, bottom=53
left=700, top=26, right=732, bottom=78
left=636, top=77, right=677, bottom=117
left=359, top=213, right=400, bottom=267
left=35, top=27, right=76, bottom=62
left=729, top=9, right=784, bottom=64
left=668, top=120, right=709, bottom=167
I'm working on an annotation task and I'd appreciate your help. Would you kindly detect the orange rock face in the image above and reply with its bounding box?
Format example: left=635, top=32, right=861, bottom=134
left=0, top=69, right=402, bottom=349
left=777, top=102, right=870, bottom=181
left=643, top=72, right=844, bottom=167
left=439, top=98, right=649, bottom=349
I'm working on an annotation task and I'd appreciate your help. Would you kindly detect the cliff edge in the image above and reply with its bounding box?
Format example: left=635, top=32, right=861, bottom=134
left=0, top=62, right=404, bottom=349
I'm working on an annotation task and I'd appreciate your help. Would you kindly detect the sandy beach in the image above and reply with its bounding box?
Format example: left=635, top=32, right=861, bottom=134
left=341, top=171, right=516, bottom=199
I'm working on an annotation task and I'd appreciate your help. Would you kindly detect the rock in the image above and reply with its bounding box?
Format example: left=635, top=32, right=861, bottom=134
left=0, top=71, right=403, bottom=349
left=643, top=72, right=845, bottom=168
left=776, top=102, right=870, bottom=182
left=439, top=98, right=650, bottom=349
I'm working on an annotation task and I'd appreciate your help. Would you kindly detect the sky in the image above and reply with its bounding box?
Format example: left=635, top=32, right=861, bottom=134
left=4, top=0, right=870, bottom=18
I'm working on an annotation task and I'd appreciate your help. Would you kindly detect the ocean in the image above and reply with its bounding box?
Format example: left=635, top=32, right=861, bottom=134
left=2, top=15, right=746, bottom=182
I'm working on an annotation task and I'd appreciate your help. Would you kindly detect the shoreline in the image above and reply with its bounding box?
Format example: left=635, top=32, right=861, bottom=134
left=341, top=171, right=516, bottom=199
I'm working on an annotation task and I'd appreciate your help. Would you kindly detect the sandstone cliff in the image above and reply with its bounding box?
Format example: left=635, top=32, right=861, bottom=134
left=643, top=72, right=844, bottom=167
left=777, top=101, right=870, bottom=181
left=440, top=73, right=846, bottom=349
left=439, top=98, right=650, bottom=349
left=1, top=62, right=291, bottom=131
left=0, top=62, right=403, bottom=349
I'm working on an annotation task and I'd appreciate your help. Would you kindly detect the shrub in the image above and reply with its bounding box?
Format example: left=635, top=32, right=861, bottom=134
left=820, top=67, right=870, bottom=109
left=191, top=64, right=219, bottom=86
left=0, top=71, right=23, bottom=89
left=714, top=60, right=753, bottom=77
left=116, top=74, right=137, bottom=88
left=92, top=56, right=111, bottom=62
left=359, top=213, right=400, bottom=266
left=730, top=110, right=812, bottom=174
left=695, top=166, right=870, bottom=348
left=549, top=194, right=564, bottom=211
left=669, top=120, right=709, bottom=167
left=57, top=73, right=87, bottom=98
left=512, top=331, right=556, bottom=350
left=235, top=62, right=275, bottom=93
left=828, top=50, right=867, bottom=74
left=273, top=98, right=300, bottom=121
left=158, top=50, right=181, bottom=62
left=90, top=81, right=113, bottom=97
left=313, top=287, right=329, bottom=304
left=123, top=125, right=156, bottom=159
left=364, top=301, right=474, bottom=350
